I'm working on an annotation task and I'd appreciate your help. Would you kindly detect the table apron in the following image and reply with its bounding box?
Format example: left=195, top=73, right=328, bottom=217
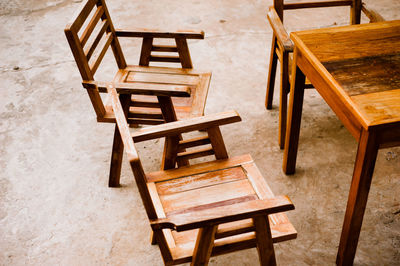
left=377, top=126, right=400, bottom=148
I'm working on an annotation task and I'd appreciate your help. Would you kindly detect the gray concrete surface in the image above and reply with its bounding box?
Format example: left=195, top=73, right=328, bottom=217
left=1, top=0, right=399, bottom=265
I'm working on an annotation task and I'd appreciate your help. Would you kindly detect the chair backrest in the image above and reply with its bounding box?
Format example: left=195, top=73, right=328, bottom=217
left=65, top=0, right=126, bottom=81
left=65, top=0, right=127, bottom=118
left=274, top=0, right=362, bottom=25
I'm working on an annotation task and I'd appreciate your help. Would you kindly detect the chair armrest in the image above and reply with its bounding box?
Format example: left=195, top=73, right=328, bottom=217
left=115, top=28, right=205, bottom=39
left=361, top=3, right=385, bottom=23
left=108, top=85, right=140, bottom=163
left=132, top=111, right=241, bottom=142
left=82, top=80, right=191, bottom=97
left=267, top=7, right=294, bottom=52
left=150, top=196, right=294, bottom=232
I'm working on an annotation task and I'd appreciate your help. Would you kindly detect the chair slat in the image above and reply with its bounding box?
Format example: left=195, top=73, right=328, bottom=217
left=131, top=100, right=160, bottom=108
left=69, top=0, right=97, bottom=32
left=85, top=19, right=109, bottom=60
left=152, top=45, right=179, bottom=52
left=178, top=136, right=211, bottom=150
left=149, top=55, right=181, bottom=63
left=90, top=32, right=113, bottom=74
left=283, top=0, right=352, bottom=10
left=177, top=147, right=215, bottom=161
left=128, top=118, right=165, bottom=125
left=128, top=112, right=164, bottom=120
left=80, top=6, right=104, bottom=47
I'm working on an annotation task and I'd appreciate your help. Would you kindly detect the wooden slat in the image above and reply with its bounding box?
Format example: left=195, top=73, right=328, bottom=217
left=170, top=232, right=257, bottom=264
left=89, top=32, right=113, bottom=74
left=83, top=80, right=191, bottom=97
left=156, top=166, right=248, bottom=196
left=283, top=0, right=352, bottom=10
left=159, top=179, right=255, bottom=214
left=215, top=219, right=254, bottom=239
left=178, top=136, right=211, bottom=150
left=127, top=71, right=200, bottom=86
left=149, top=55, right=181, bottom=63
left=177, top=147, right=215, bottom=161
left=124, top=64, right=211, bottom=76
left=84, top=19, right=109, bottom=60
left=131, top=100, right=160, bottom=108
left=146, top=154, right=253, bottom=183
left=167, top=195, right=258, bottom=217
left=80, top=6, right=104, bottom=46
left=128, top=118, right=164, bottom=125
left=115, top=28, right=205, bottom=39
left=69, top=0, right=96, bottom=32
left=152, top=45, right=178, bottom=52
left=128, top=112, right=163, bottom=120
left=132, top=111, right=241, bottom=143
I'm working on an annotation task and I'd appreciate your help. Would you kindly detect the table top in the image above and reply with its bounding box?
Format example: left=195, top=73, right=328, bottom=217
left=290, top=20, right=400, bottom=129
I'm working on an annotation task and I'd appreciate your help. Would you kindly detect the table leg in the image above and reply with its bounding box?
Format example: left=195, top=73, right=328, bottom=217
left=336, top=129, right=379, bottom=266
left=283, top=62, right=305, bottom=174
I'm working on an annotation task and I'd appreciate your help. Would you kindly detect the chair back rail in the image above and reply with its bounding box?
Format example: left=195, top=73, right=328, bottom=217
left=274, top=0, right=362, bottom=24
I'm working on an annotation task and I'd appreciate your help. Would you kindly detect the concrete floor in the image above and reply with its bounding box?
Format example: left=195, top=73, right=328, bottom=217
left=1, top=0, right=399, bottom=265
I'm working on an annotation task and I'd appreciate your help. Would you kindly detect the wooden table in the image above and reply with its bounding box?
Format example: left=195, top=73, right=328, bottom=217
left=283, top=20, right=400, bottom=265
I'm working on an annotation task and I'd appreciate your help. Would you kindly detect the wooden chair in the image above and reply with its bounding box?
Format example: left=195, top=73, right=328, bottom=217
left=108, top=84, right=296, bottom=265
left=265, top=0, right=385, bottom=149
left=65, top=0, right=211, bottom=186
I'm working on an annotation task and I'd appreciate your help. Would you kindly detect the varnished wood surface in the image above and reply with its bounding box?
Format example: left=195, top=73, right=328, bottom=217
left=291, top=20, right=400, bottom=129
left=293, top=20, right=400, bottom=63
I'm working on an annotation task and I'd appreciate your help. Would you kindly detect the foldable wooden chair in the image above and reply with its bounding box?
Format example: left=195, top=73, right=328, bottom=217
left=107, top=84, right=296, bottom=265
left=65, top=0, right=211, bottom=186
left=265, top=0, right=385, bottom=149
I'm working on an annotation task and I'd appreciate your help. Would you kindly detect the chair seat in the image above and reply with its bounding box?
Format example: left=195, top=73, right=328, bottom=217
left=146, top=154, right=297, bottom=264
left=99, top=65, right=211, bottom=124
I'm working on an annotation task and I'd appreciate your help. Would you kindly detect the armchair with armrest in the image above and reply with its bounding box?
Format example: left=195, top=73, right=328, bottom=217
left=108, top=84, right=297, bottom=265
left=65, top=0, right=211, bottom=186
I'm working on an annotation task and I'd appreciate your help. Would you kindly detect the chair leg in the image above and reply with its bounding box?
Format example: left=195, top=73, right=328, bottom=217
left=158, top=96, right=189, bottom=168
left=150, top=231, right=157, bottom=245
left=254, top=215, right=277, bottom=266
left=266, top=35, right=278, bottom=110
left=191, top=225, right=217, bottom=266
left=108, top=94, right=131, bottom=187
left=108, top=125, right=124, bottom=187
left=279, top=51, right=290, bottom=149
